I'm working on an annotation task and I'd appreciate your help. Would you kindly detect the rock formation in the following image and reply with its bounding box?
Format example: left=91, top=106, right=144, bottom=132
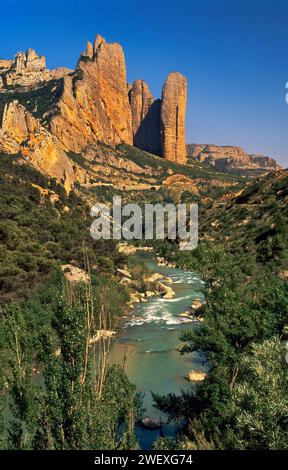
left=50, top=34, right=133, bottom=152
left=0, top=100, right=40, bottom=153
left=0, top=49, right=72, bottom=89
left=186, top=144, right=281, bottom=177
left=0, top=49, right=49, bottom=88
left=129, top=80, right=161, bottom=155
left=0, top=36, right=188, bottom=188
left=128, top=73, right=187, bottom=163
left=0, top=100, right=74, bottom=191
left=0, top=37, right=133, bottom=189
left=3, top=34, right=281, bottom=191
left=161, top=72, right=187, bottom=164
left=49, top=67, right=73, bottom=80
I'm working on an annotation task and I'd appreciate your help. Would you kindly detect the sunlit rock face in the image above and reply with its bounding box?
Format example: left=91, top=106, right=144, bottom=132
left=161, top=72, right=187, bottom=164
left=186, top=144, right=282, bottom=177
left=0, top=100, right=74, bottom=191
left=50, top=34, right=133, bottom=153
left=129, top=72, right=187, bottom=163
left=0, top=35, right=189, bottom=190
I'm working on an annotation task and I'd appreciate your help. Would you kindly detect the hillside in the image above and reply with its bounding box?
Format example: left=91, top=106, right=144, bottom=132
left=73, top=143, right=246, bottom=202
left=0, top=151, right=127, bottom=304
left=0, top=142, right=246, bottom=304
left=152, top=169, right=288, bottom=452
left=198, top=169, right=288, bottom=273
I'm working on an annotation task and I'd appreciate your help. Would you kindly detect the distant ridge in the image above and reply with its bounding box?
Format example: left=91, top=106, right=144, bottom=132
left=186, top=143, right=281, bottom=178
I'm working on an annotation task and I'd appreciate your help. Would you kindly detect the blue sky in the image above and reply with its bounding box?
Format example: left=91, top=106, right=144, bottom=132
left=1, top=0, right=287, bottom=166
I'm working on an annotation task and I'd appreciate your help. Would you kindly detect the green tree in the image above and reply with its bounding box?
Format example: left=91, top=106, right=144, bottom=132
left=233, top=337, right=288, bottom=449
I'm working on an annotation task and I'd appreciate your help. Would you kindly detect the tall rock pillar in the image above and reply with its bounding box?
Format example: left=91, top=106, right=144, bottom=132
left=161, top=72, right=187, bottom=164
left=129, top=79, right=161, bottom=155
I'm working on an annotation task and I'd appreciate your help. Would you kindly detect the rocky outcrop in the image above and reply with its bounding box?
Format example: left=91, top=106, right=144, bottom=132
left=0, top=35, right=188, bottom=190
left=61, top=264, right=90, bottom=284
left=28, top=134, right=75, bottom=192
left=0, top=49, right=51, bottom=88
left=0, top=49, right=72, bottom=90
left=161, top=72, right=187, bottom=164
left=162, top=173, right=200, bottom=195
left=117, top=243, right=153, bottom=255
left=249, top=154, right=282, bottom=172
left=50, top=34, right=133, bottom=152
left=0, top=100, right=40, bottom=153
left=186, top=144, right=281, bottom=177
left=0, top=100, right=74, bottom=191
left=129, top=73, right=187, bottom=162
left=88, top=330, right=116, bottom=344
left=129, top=80, right=161, bottom=155
left=0, top=59, right=13, bottom=69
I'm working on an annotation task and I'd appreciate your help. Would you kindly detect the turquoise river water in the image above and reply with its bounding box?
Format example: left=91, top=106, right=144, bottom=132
left=109, top=253, right=206, bottom=449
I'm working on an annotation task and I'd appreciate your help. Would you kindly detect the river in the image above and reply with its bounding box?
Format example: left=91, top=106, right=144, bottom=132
left=109, top=253, right=206, bottom=449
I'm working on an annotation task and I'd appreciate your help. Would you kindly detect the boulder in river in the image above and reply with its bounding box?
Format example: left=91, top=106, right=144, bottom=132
left=130, top=293, right=141, bottom=303
left=145, top=290, right=156, bottom=298
left=191, top=298, right=205, bottom=310
left=158, top=282, right=175, bottom=299
left=140, top=417, right=162, bottom=429
left=146, top=272, right=163, bottom=283
left=186, top=370, right=207, bottom=382
left=179, top=318, right=194, bottom=324
left=177, top=311, right=193, bottom=318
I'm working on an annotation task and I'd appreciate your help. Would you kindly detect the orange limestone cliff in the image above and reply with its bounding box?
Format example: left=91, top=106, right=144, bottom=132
left=161, top=72, right=187, bottom=164
left=50, top=34, right=133, bottom=152
left=129, top=74, right=188, bottom=163
left=0, top=100, right=74, bottom=191
left=0, top=35, right=188, bottom=190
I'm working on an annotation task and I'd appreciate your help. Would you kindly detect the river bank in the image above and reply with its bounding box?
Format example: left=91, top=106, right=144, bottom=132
left=109, top=253, right=207, bottom=449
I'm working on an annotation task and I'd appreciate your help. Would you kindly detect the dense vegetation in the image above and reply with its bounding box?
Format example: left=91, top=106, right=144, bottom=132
left=0, top=278, right=138, bottom=449
left=0, top=152, right=127, bottom=304
left=197, top=170, right=288, bottom=273
left=153, top=233, right=288, bottom=449
left=1, top=144, right=287, bottom=450
left=0, top=152, right=140, bottom=449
